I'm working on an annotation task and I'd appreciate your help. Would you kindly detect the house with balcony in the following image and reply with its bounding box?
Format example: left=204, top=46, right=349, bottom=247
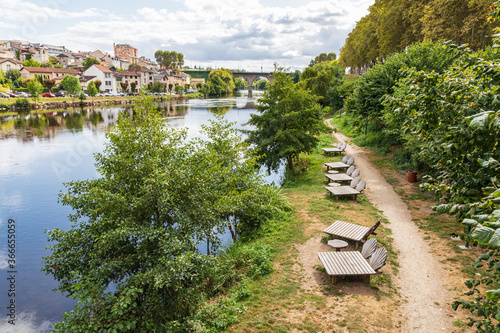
left=83, top=64, right=117, bottom=93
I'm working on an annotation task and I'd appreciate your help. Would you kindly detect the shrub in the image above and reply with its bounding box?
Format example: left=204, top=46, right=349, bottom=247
left=14, top=98, right=31, bottom=109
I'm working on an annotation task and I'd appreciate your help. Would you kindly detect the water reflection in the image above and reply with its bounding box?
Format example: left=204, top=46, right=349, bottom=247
left=0, top=91, right=278, bottom=331
left=0, top=99, right=194, bottom=142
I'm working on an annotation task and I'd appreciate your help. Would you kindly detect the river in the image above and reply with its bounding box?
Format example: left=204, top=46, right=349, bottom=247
left=0, top=91, right=283, bottom=332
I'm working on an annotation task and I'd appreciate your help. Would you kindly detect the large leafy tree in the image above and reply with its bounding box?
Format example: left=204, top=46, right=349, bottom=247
left=43, top=79, right=56, bottom=93
left=87, top=81, right=98, bottom=103
left=26, top=79, right=43, bottom=102
left=60, top=75, right=82, bottom=103
left=244, top=65, right=328, bottom=173
left=154, top=50, right=184, bottom=69
left=82, top=57, right=100, bottom=71
left=300, top=60, right=344, bottom=106
left=200, top=69, right=236, bottom=97
left=42, top=95, right=286, bottom=331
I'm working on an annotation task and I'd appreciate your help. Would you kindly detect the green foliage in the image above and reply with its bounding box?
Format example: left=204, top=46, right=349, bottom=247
left=300, top=60, right=344, bottom=106
left=340, top=0, right=498, bottom=69
left=87, top=81, right=98, bottom=100
left=383, top=43, right=500, bottom=201
left=234, top=77, right=247, bottom=91
left=82, top=57, right=100, bottom=71
left=14, top=98, right=31, bottom=109
left=309, top=52, right=337, bottom=67
left=154, top=50, right=184, bottom=69
left=43, top=79, right=56, bottom=93
left=352, top=41, right=457, bottom=123
left=436, top=173, right=500, bottom=332
left=26, top=79, right=43, bottom=102
left=42, top=95, right=288, bottom=330
left=94, top=80, right=102, bottom=92
left=22, top=58, right=41, bottom=67
left=149, top=81, right=165, bottom=93
left=60, top=75, right=82, bottom=102
left=244, top=65, right=329, bottom=173
left=201, top=69, right=236, bottom=97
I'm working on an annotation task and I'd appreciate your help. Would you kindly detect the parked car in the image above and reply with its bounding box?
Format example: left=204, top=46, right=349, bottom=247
left=15, top=92, right=29, bottom=97
left=55, top=91, right=65, bottom=97
left=42, top=93, right=56, bottom=98
left=9, top=93, right=19, bottom=98
left=0, top=92, right=9, bottom=98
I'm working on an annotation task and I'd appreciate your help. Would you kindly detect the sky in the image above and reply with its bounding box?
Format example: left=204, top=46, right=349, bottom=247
left=0, top=0, right=374, bottom=72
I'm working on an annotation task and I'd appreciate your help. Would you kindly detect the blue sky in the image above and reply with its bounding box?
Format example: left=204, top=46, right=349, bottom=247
left=0, top=0, right=373, bottom=71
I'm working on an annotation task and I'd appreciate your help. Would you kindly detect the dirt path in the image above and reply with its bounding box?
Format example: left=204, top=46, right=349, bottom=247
left=331, top=130, right=457, bottom=332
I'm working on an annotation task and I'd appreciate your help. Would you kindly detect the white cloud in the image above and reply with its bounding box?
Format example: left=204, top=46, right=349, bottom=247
left=1, top=0, right=374, bottom=70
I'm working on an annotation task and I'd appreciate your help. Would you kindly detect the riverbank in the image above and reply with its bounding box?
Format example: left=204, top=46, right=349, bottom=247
left=0, top=93, right=202, bottom=114
left=227, top=123, right=478, bottom=332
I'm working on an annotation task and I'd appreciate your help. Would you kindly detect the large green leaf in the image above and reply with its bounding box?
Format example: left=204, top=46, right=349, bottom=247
left=489, top=229, right=500, bottom=249
left=471, top=224, right=495, bottom=245
left=468, top=112, right=493, bottom=129
left=462, top=218, right=478, bottom=227
left=486, top=289, right=500, bottom=301
left=493, top=210, right=500, bottom=219
left=485, top=221, right=500, bottom=229
left=473, top=215, right=493, bottom=223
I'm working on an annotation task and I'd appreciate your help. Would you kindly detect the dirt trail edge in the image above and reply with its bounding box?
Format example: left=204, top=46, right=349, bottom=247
left=332, top=129, right=457, bottom=332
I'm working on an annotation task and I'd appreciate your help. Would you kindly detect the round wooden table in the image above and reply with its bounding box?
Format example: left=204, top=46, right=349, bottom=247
left=327, top=239, right=348, bottom=252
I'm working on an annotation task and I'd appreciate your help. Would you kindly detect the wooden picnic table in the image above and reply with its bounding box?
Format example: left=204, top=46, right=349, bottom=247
left=322, top=147, right=344, bottom=155
left=323, top=220, right=372, bottom=249
left=325, top=185, right=361, bottom=201
left=325, top=173, right=353, bottom=183
left=324, top=162, right=349, bottom=171
left=317, top=251, right=376, bottom=284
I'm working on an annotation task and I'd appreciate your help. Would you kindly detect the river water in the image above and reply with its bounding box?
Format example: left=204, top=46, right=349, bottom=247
left=0, top=92, right=283, bottom=332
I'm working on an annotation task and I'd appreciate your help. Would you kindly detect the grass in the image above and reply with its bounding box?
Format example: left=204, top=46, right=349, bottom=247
left=225, top=118, right=485, bottom=332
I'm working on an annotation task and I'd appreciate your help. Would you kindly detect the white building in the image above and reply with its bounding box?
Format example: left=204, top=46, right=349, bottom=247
left=83, top=64, right=117, bottom=93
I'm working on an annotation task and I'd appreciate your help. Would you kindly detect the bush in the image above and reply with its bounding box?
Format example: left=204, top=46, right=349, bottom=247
left=14, top=98, right=31, bottom=109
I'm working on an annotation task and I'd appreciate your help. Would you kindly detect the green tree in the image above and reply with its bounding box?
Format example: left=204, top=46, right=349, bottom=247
left=22, top=58, right=41, bottom=67
left=120, top=82, right=129, bottom=93
left=149, top=81, right=164, bottom=93
left=234, top=77, right=247, bottom=91
left=87, top=81, right=98, bottom=103
left=130, top=82, right=137, bottom=92
left=43, top=79, right=56, bottom=93
left=300, top=60, right=344, bottom=106
left=244, top=65, right=328, bottom=173
left=154, top=50, right=185, bottom=69
left=82, top=57, right=100, bottom=71
left=94, top=80, right=102, bottom=92
left=60, top=75, right=82, bottom=103
left=27, top=79, right=43, bottom=102
left=42, top=95, right=286, bottom=331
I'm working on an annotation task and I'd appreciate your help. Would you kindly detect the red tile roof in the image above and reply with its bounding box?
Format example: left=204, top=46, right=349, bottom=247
left=94, top=64, right=113, bottom=73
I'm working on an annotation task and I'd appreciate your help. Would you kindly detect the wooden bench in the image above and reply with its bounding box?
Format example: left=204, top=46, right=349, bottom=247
left=323, top=219, right=381, bottom=249
left=317, top=251, right=376, bottom=284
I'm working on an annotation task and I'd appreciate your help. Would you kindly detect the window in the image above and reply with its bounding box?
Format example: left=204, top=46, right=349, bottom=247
left=6, top=65, right=11, bottom=70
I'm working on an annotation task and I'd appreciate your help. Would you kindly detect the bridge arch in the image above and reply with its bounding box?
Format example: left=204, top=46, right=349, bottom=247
left=232, top=72, right=274, bottom=97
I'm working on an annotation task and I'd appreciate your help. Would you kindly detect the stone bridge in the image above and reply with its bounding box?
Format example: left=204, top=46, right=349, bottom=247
left=232, top=72, right=274, bottom=97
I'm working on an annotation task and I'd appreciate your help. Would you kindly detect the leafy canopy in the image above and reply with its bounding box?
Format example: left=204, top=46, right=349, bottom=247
left=244, top=65, right=328, bottom=173
left=42, top=95, right=287, bottom=331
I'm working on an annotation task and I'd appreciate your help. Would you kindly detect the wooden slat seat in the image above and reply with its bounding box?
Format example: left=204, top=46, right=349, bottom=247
left=317, top=251, right=376, bottom=284
left=322, top=141, right=347, bottom=156
left=323, top=219, right=381, bottom=249
left=325, top=177, right=365, bottom=202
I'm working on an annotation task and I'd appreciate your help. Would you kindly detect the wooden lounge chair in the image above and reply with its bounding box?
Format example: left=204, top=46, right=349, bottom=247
left=322, top=141, right=346, bottom=156
left=325, top=177, right=366, bottom=202
left=325, top=167, right=360, bottom=186
left=370, top=247, right=387, bottom=272
left=324, top=155, right=355, bottom=172
left=361, top=238, right=378, bottom=259
left=323, top=219, right=381, bottom=249
left=317, top=241, right=384, bottom=284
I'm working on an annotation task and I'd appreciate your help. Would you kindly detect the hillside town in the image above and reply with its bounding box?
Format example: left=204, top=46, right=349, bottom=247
left=0, top=40, right=201, bottom=95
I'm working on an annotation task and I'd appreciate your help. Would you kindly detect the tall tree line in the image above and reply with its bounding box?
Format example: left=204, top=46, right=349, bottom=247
left=340, top=0, right=498, bottom=71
